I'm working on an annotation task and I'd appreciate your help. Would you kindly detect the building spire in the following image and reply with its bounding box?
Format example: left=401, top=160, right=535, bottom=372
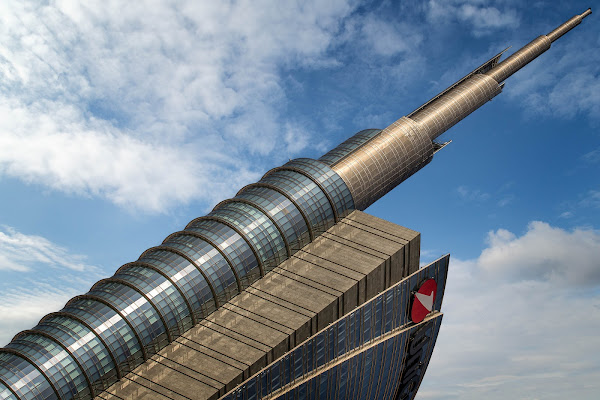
left=326, top=9, right=592, bottom=210
left=486, top=8, right=592, bottom=84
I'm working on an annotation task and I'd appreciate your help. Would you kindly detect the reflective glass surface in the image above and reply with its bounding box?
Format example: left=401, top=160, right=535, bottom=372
left=89, top=282, right=168, bottom=355
left=283, top=159, right=355, bottom=219
left=318, top=129, right=382, bottom=166
left=35, top=316, right=117, bottom=392
left=186, top=219, right=261, bottom=287
left=138, top=251, right=216, bottom=320
left=161, top=235, right=238, bottom=303
left=0, top=382, right=18, bottom=400
left=260, top=171, right=334, bottom=236
left=114, top=266, right=191, bottom=338
left=236, top=186, right=310, bottom=252
left=7, top=335, right=89, bottom=400
left=210, top=203, right=287, bottom=272
left=62, top=299, right=143, bottom=373
left=0, top=355, right=56, bottom=400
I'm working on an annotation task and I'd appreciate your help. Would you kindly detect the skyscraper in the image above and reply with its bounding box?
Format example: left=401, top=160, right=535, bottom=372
left=0, top=9, right=591, bottom=400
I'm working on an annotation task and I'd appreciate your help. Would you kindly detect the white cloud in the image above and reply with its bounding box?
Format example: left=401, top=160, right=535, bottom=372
left=0, top=226, right=103, bottom=346
left=496, top=194, right=514, bottom=207
left=0, top=99, right=258, bottom=212
left=457, top=185, right=491, bottom=202
left=580, top=190, right=600, bottom=209
left=582, top=147, right=600, bottom=164
left=360, top=15, right=423, bottom=57
left=0, top=0, right=360, bottom=213
left=559, top=210, right=573, bottom=219
left=479, top=221, right=600, bottom=285
left=420, top=221, right=600, bottom=399
left=427, top=0, right=519, bottom=36
left=0, top=225, right=95, bottom=272
left=0, top=285, right=84, bottom=347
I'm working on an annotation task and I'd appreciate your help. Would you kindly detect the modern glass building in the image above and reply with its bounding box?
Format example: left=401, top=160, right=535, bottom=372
left=0, top=9, right=591, bottom=400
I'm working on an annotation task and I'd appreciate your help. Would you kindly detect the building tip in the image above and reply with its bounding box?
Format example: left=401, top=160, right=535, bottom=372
left=581, top=8, right=592, bottom=19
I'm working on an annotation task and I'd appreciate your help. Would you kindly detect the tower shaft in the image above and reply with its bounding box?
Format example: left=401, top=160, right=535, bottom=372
left=327, top=9, right=592, bottom=210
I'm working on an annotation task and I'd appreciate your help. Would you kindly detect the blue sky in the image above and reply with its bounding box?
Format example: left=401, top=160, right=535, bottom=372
left=0, top=0, right=598, bottom=398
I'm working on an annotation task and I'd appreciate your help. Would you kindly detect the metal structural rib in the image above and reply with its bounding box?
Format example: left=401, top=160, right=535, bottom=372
left=0, top=9, right=591, bottom=400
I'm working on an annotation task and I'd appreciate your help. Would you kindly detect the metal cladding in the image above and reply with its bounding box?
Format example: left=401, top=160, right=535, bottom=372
left=328, top=9, right=591, bottom=210
left=0, top=10, right=591, bottom=400
left=328, top=117, right=435, bottom=211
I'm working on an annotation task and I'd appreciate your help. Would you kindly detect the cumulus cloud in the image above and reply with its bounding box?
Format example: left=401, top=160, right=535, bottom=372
left=0, top=226, right=103, bottom=345
left=480, top=221, right=600, bottom=285
left=0, top=0, right=359, bottom=213
left=420, top=221, right=600, bottom=399
left=428, top=0, right=520, bottom=36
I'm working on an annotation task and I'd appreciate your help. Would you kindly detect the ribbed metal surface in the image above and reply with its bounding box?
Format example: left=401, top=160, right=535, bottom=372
left=485, top=36, right=551, bottom=84
left=332, top=117, right=434, bottom=211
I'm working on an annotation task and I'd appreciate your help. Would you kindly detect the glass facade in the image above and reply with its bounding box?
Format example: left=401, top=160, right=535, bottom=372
left=33, top=316, right=117, bottom=393
left=235, top=186, right=311, bottom=253
left=137, top=250, right=217, bottom=320
left=161, top=235, right=240, bottom=303
left=209, top=203, right=288, bottom=273
left=184, top=221, right=262, bottom=288
left=280, top=159, right=355, bottom=219
left=220, top=255, right=448, bottom=400
left=0, top=381, right=19, bottom=400
left=0, top=353, right=57, bottom=400
left=6, top=336, right=89, bottom=400
left=260, top=170, right=335, bottom=236
left=60, top=299, right=144, bottom=375
left=267, top=315, right=443, bottom=400
left=0, top=156, right=355, bottom=400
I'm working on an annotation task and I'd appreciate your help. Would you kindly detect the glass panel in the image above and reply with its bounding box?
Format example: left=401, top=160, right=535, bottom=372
left=209, top=203, right=287, bottom=272
left=115, top=266, right=191, bottom=337
left=260, top=171, right=334, bottom=236
left=7, top=335, right=89, bottom=400
left=186, top=220, right=261, bottom=288
left=236, top=187, right=310, bottom=253
left=63, top=298, right=144, bottom=373
left=0, top=355, right=56, bottom=400
left=138, top=250, right=216, bottom=319
left=89, top=282, right=168, bottom=354
left=36, top=316, right=118, bottom=392
left=0, top=382, right=18, bottom=400
left=161, top=235, right=238, bottom=303
left=282, top=159, right=355, bottom=218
